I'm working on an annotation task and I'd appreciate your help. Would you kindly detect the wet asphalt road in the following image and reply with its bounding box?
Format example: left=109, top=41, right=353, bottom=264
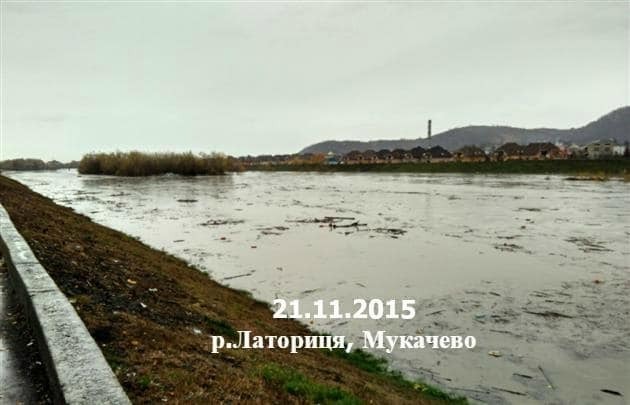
left=0, top=257, right=51, bottom=404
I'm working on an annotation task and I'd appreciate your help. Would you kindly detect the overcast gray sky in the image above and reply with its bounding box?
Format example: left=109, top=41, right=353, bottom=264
left=1, top=1, right=628, bottom=161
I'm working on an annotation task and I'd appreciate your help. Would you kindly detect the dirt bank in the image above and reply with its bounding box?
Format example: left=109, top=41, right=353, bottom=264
left=0, top=175, right=453, bottom=404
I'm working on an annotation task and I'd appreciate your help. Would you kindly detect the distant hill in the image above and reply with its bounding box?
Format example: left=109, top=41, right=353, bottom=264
left=300, top=106, right=630, bottom=155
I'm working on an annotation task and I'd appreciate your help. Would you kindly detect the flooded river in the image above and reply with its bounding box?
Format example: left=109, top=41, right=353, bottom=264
left=7, top=170, right=629, bottom=404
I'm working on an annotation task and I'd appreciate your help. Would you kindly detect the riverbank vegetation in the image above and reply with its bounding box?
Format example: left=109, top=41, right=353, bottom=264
left=0, top=158, right=79, bottom=171
left=78, top=151, right=242, bottom=176
left=0, top=174, right=459, bottom=404
left=248, top=159, right=630, bottom=177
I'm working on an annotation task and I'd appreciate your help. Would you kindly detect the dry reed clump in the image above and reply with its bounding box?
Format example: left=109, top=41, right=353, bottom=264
left=575, top=171, right=610, bottom=181
left=78, top=151, right=241, bottom=176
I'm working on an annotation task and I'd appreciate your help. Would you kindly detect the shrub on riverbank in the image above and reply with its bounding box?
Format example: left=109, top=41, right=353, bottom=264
left=78, top=151, right=241, bottom=176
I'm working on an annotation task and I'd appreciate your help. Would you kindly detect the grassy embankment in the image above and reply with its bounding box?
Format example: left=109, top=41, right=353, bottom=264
left=78, top=151, right=242, bottom=176
left=249, top=159, right=630, bottom=178
left=0, top=174, right=465, bottom=404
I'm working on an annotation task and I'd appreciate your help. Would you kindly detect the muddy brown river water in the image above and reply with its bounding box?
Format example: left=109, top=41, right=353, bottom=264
left=6, top=170, right=629, bottom=404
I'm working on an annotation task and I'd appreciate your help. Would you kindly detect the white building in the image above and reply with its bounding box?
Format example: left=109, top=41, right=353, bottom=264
left=585, top=139, right=618, bottom=159
left=612, top=144, right=626, bottom=156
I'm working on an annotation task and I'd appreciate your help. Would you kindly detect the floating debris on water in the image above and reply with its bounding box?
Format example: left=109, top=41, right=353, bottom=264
left=222, top=270, right=256, bottom=281
left=258, top=226, right=290, bottom=235
left=200, top=219, right=245, bottom=226
left=565, top=236, right=612, bottom=253
left=373, top=227, right=407, bottom=236
left=600, top=389, right=623, bottom=397
left=494, top=243, right=526, bottom=252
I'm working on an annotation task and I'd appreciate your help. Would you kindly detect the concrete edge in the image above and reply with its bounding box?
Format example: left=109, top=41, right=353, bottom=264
left=0, top=204, right=131, bottom=405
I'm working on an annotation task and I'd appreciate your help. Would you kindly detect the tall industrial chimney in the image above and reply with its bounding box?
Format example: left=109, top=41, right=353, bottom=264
left=427, top=119, right=432, bottom=139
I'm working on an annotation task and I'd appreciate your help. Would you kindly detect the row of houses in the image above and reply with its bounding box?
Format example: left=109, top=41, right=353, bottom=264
left=496, top=139, right=627, bottom=161
left=338, top=139, right=628, bottom=164
left=339, top=143, right=562, bottom=164
left=342, top=145, right=472, bottom=164
left=237, top=139, right=628, bottom=166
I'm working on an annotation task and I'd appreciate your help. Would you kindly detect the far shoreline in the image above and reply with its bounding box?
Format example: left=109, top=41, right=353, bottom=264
left=245, top=159, right=630, bottom=178
left=2, top=159, right=629, bottom=180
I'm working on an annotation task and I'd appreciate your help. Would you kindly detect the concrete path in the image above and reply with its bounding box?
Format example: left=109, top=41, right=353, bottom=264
left=0, top=256, right=51, bottom=404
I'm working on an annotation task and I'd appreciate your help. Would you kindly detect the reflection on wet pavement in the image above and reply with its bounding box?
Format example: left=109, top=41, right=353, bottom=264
left=0, top=256, right=51, bottom=404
